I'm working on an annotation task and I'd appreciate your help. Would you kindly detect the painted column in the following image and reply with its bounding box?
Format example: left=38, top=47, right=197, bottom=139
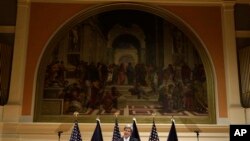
left=163, top=22, right=174, bottom=67
left=140, top=48, right=146, bottom=64
left=2, top=0, right=30, bottom=122
left=221, top=2, right=245, bottom=124
left=82, top=24, right=92, bottom=62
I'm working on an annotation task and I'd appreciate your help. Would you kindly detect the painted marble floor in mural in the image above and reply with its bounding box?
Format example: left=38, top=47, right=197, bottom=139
left=66, top=85, right=208, bottom=117
left=42, top=85, right=208, bottom=117
left=77, top=104, right=208, bottom=117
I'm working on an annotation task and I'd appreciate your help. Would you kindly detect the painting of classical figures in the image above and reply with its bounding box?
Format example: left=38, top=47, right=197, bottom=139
left=39, top=10, right=212, bottom=123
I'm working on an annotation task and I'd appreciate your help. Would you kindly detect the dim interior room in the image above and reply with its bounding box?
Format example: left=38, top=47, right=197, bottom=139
left=1, top=0, right=250, bottom=141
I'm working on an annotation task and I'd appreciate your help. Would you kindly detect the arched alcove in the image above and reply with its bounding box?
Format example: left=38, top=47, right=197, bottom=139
left=112, top=33, right=140, bottom=65
left=34, top=3, right=216, bottom=124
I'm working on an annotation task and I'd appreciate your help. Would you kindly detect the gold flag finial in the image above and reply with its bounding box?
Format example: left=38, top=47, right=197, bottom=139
left=96, top=116, right=101, bottom=123
left=96, top=116, right=100, bottom=121
left=171, top=115, right=175, bottom=123
left=152, top=113, right=156, bottom=121
left=152, top=113, right=156, bottom=117
left=73, top=111, right=79, bottom=120
left=114, top=112, right=119, bottom=117
left=133, top=116, right=136, bottom=121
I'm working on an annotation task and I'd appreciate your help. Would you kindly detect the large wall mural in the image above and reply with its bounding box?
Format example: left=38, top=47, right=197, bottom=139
left=35, top=9, right=214, bottom=123
left=0, top=43, right=13, bottom=106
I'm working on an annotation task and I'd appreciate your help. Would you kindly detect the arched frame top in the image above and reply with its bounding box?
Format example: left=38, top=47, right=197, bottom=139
left=33, top=2, right=218, bottom=123
left=108, top=24, right=145, bottom=49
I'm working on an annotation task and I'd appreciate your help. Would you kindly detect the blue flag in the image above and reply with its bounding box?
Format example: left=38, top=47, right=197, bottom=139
left=91, top=119, right=103, bottom=141
left=69, top=120, right=82, bottom=141
left=131, top=118, right=141, bottom=141
left=112, top=118, right=121, bottom=141
left=167, top=120, right=178, bottom=141
left=149, top=119, right=160, bottom=141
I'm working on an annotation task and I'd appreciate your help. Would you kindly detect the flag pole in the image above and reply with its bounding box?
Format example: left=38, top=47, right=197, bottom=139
left=152, top=113, right=156, bottom=121
left=112, top=112, right=121, bottom=141
left=69, top=111, right=82, bottom=141
left=91, top=116, right=103, bottom=141
left=58, top=131, right=63, bottom=141
left=167, top=115, right=178, bottom=141
left=194, top=130, right=200, bottom=141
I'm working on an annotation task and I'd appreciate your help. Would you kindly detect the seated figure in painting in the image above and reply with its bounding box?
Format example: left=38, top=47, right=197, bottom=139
left=102, top=86, right=121, bottom=113
left=110, top=86, right=121, bottom=109
left=86, top=80, right=104, bottom=109
left=102, top=91, right=114, bottom=113
left=63, top=83, right=83, bottom=114
left=44, top=60, right=67, bottom=87
left=128, top=82, right=146, bottom=99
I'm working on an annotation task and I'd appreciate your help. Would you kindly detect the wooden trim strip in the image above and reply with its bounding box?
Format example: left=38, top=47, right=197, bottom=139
left=0, top=26, right=15, bottom=34
left=236, top=30, right=250, bottom=38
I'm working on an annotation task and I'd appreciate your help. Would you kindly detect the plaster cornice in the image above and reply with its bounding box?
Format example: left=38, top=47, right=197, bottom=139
left=28, top=0, right=250, bottom=4
left=28, top=0, right=225, bottom=6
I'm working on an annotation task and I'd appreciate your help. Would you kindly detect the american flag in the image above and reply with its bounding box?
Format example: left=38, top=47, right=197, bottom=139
left=112, top=118, right=121, bottom=141
left=69, top=120, right=82, bottom=141
left=149, top=120, right=160, bottom=141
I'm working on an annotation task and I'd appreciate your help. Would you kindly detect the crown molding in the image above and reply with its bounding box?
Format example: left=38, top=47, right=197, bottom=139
left=29, top=0, right=223, bottom=5
left=28, top=0, right=250, bottom=4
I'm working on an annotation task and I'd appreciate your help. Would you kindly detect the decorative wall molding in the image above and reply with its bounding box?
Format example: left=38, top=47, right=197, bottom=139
left=236, top=30, right=250, bottom=38
left=0, top=26, right=15, bottom=33
left=29, top=0, right=250, bottom=5
left=28, top=0, right=223, bottom=5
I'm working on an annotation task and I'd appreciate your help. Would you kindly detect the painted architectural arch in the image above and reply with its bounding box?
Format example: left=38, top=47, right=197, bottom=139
left=34, top=3, right=216, bottom=124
